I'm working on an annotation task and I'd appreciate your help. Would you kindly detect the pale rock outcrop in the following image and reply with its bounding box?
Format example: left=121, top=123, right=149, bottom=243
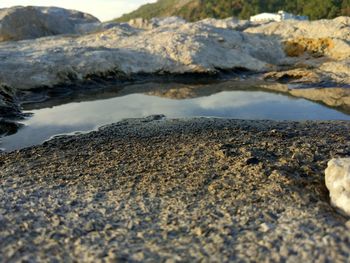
left=126, top=16, right=255, bottom=31
left=76, top=22, right=139, bottom=35
left=245, top=17, right=350, bottom=40
left=245, top=17, right=350, bottom=61
left=327, top=39, right=350, bottom=60
left=128, top=16, right=186, bottom=30
left=257, top=17, right=350, bottom=91
left=195, top=17, right=252, bottom=31
left=0, top=22, right=286, bottom=90
left=325, top=158, right=350, bottom=216
left=0, top=8, right=348, bottom=101
left=0, top=6, right=99, bottom=41
left=319, top=61, right=350, bottom=84
left=152, top=16, right=187, bottom=27
left=128, top=18, right=153, bottom=30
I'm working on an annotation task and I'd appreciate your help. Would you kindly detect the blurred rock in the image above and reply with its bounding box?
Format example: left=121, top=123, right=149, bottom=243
left=128, top=16, right=186, bottom=30
left=325, top=158, right=350, bottom=216
left=0, top=19, right=285, bottom=90
left=195, top=17, right=253, bottom=31
left=0, top=85, right=22, bottom=119
left=0, top=119, right=22, bottom=137
left=244, top=16, right=350, bottom=40
left=0, top=6, right=99, bottom=41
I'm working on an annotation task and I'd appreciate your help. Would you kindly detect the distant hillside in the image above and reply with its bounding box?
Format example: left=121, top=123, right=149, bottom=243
left=114, top=0, right=350, bottom=22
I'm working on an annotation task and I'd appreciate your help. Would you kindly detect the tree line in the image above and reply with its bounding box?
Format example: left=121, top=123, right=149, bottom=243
left=116, top=0, right=350, bottom=22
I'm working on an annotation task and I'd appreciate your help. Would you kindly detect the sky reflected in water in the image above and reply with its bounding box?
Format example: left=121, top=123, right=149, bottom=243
left=2, top=90, right=350, bottom=151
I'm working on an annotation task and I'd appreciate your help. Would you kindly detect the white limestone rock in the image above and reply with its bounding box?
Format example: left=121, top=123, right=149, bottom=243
left=325, top=158, right=350, bottom=216
left=0, top=21, right=286, bottom=90
left=152, top=16, right=187, bottom=28
left=0, top=9, right=348, bottom=92
left=128, top=18, right=153, bottom=30
left=195, top=17, right=252, bottom=31
left=319, top=60, right=350, bottom=84
left=76, top=22, right=137, bottom=35
left=244, top=16, right=350, bottom=40
left=128, top=16, right=186, bottom=30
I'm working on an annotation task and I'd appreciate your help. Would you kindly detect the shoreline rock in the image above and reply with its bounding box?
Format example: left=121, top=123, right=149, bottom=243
left=0, top=21, right=284, bottom=90
left=0, top=11, right=348, bottom=92
left=0, top=85, right=21, bottom=118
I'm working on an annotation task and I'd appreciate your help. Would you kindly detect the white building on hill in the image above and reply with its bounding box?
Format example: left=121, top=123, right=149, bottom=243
left=250, top=10, right=308, bottom=22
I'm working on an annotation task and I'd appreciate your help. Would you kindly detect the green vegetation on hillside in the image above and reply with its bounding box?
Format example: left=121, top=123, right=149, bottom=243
left=115, top=0, right=350, bottom=22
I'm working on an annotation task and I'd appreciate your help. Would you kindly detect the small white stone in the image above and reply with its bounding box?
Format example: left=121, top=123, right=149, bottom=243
left=345, top=220, right=350, bottom=229
left=260, top=223, right=272, bottom=232
left=325, top=158, right=350, bottom=216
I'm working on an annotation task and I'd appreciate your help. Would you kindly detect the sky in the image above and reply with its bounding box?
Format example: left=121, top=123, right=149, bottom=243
left=0, top=0, right=157, bottom=21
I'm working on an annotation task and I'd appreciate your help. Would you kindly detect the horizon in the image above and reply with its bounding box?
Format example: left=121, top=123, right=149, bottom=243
left=0, top=0, right=157, bottom=21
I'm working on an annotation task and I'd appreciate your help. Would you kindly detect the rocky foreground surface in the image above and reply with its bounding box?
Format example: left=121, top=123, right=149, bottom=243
left=0, top=117, right=350, bottom=261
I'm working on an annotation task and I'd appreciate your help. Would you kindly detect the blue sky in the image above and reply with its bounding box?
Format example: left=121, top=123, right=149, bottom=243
left=0, top=0, right=157, bottom=21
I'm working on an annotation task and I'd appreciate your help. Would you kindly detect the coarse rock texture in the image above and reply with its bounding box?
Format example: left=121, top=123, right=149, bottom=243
left=325, top=158, right=350, bottom=216
left=283, top=38, right=335, bottom=58
left=0, top=6, right=99, bottom=42
left=0, top=117, right=350, bottom=261
left=319, top=60, right=350, bottom=84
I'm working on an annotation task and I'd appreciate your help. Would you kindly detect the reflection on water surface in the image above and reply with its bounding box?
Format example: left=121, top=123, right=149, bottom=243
left=2, top=88, right=350, bottom=152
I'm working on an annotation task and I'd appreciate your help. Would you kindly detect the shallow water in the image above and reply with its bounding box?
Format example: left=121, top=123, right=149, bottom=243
left=1, top=89, right=350, bottom=152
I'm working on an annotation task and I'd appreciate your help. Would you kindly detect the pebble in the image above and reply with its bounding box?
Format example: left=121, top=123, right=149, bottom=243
left=259, top=223, right=272, bottom=232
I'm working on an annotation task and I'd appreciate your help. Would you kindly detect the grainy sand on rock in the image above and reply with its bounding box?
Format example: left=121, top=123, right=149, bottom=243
left=1, top=117, right=350, bottom=262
